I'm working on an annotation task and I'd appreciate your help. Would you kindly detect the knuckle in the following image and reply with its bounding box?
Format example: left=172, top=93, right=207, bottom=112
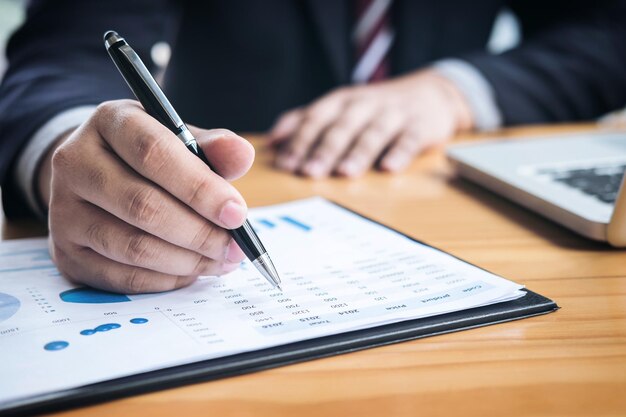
left=126, top=187, right=163, bottom=226
left=113, top=107, right=136, bottom=132
left=134, top=131, right=171, bottom=173
left=122, top=268, right=150, bottom=294
left=95, top=100, right=135, bottom=128
left=51, top=145, right=75, bottom=175
left=191, top=256, right=216, bottom=275
left=85, top=166, right=108, bottom=192
left=94, top=101, right=118, bottom=120
left=96, top=99, right=134, bottom=117
left=187, top=176, right=214, bottom=209
left=85, top=222, right=109, bottom=252
left=124, top=233, right=152, bottom=265
left=190, top=222, right=224, bottom=255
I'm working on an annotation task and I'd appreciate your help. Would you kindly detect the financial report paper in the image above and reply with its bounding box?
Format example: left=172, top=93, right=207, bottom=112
left=0, top=198, right=524, bottom=405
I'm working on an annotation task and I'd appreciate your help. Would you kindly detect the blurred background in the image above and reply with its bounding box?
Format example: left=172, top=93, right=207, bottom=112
left=0, top=0, right=521, bottom=82
left=0, top=0, right=24, bottom=76
left=0, top=0, right=623, bottom=124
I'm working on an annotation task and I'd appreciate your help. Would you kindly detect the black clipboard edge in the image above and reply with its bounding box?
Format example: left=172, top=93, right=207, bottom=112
left=3, top=290, right=558, bottom=417
left=1, top=199, right=559, bottom=416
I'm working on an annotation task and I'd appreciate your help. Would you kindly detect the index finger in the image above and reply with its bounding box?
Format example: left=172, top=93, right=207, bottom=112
left=93, top=100, right=247, bottom=229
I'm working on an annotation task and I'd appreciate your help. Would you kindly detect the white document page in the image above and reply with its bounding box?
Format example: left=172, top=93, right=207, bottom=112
left=0, top=198, right=524, bottom=405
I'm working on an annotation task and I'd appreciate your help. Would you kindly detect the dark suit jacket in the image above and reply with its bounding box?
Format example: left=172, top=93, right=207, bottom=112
left=1, top=0, right=626, bottom=218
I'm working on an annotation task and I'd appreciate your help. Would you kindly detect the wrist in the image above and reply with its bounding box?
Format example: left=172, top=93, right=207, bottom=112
left=423, top=70, right=474, bottom=132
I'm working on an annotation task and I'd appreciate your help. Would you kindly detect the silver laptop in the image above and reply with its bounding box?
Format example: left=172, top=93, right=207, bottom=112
left=446, top=131, right=626, bottom=247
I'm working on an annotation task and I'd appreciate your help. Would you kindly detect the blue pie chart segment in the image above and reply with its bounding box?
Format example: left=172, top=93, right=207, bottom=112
left=60, top=288, right=131, bottom=304
left=0, top=293, right=20, bottom=323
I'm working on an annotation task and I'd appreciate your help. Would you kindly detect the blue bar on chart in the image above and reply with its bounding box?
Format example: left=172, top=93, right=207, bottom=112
left=257, top=219, right=276, bottom=229
left=280, top=216, right=312, bottom=231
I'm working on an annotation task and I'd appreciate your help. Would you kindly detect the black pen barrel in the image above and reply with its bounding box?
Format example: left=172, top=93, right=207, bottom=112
left=105, top=31, right=182, bottom=134
left=231, top=221, right=266, bottom=260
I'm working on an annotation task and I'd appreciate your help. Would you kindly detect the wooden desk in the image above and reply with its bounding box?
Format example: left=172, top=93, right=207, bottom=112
left=2, top=125, right=626, bottom=417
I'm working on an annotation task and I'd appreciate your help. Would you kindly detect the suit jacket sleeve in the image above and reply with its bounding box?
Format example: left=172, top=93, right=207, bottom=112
left=0, top=0, right=179, bottom=219
left=462, top=0, right=626, bottom=125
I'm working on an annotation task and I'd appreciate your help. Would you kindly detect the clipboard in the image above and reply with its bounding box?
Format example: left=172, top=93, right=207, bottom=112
left=1, top=204, right=559, bottom=416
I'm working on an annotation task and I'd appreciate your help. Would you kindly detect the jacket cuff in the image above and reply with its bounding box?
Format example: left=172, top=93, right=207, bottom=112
left=433, top=58, right=502, bottom=131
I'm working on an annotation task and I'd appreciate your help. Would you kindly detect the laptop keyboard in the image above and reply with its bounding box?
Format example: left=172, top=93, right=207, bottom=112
left=539, top=164, right=626, bottom=204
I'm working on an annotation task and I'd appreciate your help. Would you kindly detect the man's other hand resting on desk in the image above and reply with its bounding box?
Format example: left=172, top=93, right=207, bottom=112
left=38, top=100, right=254, bottom=294
left=270, top=69, right=473, bottom=178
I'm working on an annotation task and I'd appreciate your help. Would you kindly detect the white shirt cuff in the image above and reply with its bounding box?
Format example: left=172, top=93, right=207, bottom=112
left=15, top=106, right=97, bottom=218
left=433, top=59, right=502, bottom=131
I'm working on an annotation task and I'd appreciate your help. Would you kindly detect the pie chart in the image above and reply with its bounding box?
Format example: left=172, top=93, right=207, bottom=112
left=0, top=293, right=20, bottom=323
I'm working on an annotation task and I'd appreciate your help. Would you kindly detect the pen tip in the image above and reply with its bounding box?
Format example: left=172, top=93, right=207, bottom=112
left=253, top=253, right=282, bottom=291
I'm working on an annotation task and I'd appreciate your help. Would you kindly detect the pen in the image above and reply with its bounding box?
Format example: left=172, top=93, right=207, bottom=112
left=103, top=31, right=282, bottom=290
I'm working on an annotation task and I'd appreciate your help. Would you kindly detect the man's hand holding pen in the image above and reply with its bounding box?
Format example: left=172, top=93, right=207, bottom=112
left=38, top=100, right=254, bottom=294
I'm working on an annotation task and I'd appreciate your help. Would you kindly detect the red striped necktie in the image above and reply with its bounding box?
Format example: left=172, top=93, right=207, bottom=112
left=352, top=0, right=395, bottom=84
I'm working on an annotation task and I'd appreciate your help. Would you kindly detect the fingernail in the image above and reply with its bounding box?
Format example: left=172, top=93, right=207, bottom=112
left=219, top=200, right=247, bottom=229
left=339, top=161, right=359, bottom=177
left=382, top=155, right=406, bottom=171
left=303, top=160, right=326, bottom=178
left=225, top=239, right=246, bottom=263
